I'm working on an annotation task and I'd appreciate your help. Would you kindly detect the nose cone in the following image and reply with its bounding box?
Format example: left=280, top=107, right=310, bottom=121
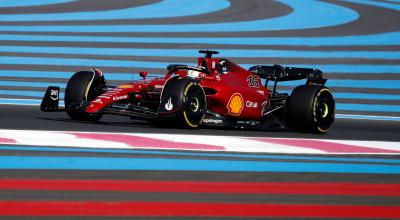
left=85, top=88, right=128, bottom=113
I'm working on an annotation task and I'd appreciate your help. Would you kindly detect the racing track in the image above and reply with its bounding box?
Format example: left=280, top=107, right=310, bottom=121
left=0, top=0, right=400, bottom=219
left=1, top=105, right=400, bottom=141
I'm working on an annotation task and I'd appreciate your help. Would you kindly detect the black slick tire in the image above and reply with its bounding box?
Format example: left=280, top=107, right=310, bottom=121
left=64, top=71, right=104, bottom=122
left=287, top=85, right=335, bottom=133
left=158, top=78, right=207, bottom=128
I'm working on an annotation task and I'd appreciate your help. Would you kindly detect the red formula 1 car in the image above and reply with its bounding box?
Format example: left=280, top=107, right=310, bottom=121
left=41, top=50, right=335, bottom=133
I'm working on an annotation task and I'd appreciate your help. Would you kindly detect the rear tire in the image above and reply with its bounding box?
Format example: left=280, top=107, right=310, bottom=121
left=287, top=85, right=335, bottom=133
left=64, top=71, right=105, bottom=122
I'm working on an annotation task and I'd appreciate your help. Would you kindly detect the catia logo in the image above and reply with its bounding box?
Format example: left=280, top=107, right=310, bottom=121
left=246, top=101, right=258, bottom=108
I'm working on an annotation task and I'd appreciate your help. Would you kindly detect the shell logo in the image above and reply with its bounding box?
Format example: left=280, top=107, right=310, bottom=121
left=227, top=93, right=244, bottom=116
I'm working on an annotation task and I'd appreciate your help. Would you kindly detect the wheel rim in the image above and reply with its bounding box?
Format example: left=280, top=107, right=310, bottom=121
left=316, top=92, right=334, bottom=131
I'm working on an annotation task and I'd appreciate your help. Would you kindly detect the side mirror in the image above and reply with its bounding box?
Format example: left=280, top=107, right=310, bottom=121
left=139, top=71, right=148, bottom=80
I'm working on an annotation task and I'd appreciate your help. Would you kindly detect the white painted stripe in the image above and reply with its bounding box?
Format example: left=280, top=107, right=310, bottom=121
left=0, top=129, right=399, bottom=155
left=0, top=130, right=127, bottom=149
left=137, top=133, right=323, bottom=154
left=336, top=114, right=400, bottom=121
left=328, top=139, right=400, bottom=152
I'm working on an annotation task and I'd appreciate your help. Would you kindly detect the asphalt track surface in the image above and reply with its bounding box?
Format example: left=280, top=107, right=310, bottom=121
left=1, top=105, right=400, bottom=141
left=0, top=0, right=400, bottom=219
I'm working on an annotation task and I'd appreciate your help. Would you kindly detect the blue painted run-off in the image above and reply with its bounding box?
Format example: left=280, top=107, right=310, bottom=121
left=0, top=46, right=399, bottom=60
left=1, top=145, right=399, bottom=164
left=0, top=98, right=65, bottom=106
left=2, top=79, right=400, bottom=90
left=0, top=0, right=75, bottom=8
left=3, top=89, right=400, bottom=102
left=0, top=0, right=358, bottom=32
left=0, top=90, right=64, bottom=99
left=0, top=0, right=229, bottom=21
left=1, top=70, right=399, bottom=82
left=344, top=0, right=400, bottom=11
left=0, top=155, right=399, bottom=174
left=0, top=57, right=399, bottom=73
left=1, top=32, right=399, bottom=46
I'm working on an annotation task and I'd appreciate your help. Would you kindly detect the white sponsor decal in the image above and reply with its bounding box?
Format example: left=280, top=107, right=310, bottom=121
left=246, top=101, right=258, bottom=108
left=155, top=85, right=164, bottom=89
left=50, top=90, right=58, bottom=101
left=113, top=95, right=128, bottom=101
left=202, top=118, right=223, bottom=124
left=92, top=99, right=103, bottom=104
left=98, top=95, right=111, bottom=99
left=165, top=97, right=173, bottom=111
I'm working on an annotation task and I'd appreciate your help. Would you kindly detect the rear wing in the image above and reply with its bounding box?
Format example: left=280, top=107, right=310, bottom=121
left=249, top=64, right=327, bottom=97
left=248, top=64, right=327, bottom=85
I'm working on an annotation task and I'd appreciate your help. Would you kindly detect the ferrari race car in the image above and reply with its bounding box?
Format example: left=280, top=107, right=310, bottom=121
left=41, top=50, right=335, bottom=133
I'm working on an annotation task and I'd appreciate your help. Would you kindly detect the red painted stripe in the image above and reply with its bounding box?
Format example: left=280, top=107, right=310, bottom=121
left=0, top=137, right=16, bottom=143
left=0, top=179, right=399, bottom=197
left=72, top=132, right=225, bottom=151
left=250, top=137, right=400, bottom=153
left=0, top=201, right=399, bottom=217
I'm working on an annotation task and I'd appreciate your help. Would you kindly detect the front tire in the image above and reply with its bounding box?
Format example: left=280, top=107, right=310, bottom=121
left=158, top=78, right=207, bottom=128
left=287, top=85, right=335, bottom=133
left=64, top=71, right=105, bottom=122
